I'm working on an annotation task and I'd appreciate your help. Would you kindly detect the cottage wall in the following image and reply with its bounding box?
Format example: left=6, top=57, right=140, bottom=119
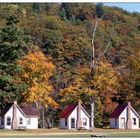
left=68, top=106, right=77, bottom=129
left=26, top=117, right=38, bottom=129
left=110, top=118, right=119, bottom=128
left=119, top=107, right=139, bottom=129
left=60, top=106, right=90, bottom=130
left=81, top=108, right=90, bottom=129
left=60, top=118, right=68, bottom=129
left=131, top=110, right=139, bottom=129
left=3, top=105, right=38, bottom=129
left=0, top=116, right=4, bottom=128
left=110, top=106, right=139, bottom=129
left=4, top=106, right=26, bottom=129
left=68, top=106, right=90, bottom=130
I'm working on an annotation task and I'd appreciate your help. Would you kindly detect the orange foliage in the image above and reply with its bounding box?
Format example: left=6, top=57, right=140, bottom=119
left=17, top=50, right=58, bottom=109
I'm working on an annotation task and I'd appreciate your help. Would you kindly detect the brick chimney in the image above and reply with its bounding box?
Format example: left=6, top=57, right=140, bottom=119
left=12, top=101, right=18, bottom=129
left=126, top=102, right=132, bottom=129
left=76, top=99, right=82, bottom=129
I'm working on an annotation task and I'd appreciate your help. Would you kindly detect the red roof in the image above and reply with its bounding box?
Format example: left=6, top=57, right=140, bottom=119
left=0, top=103, right=39, bottom=117
left=110, top=104, right=127, bottom=118
left=20, top=106, right=39, bottom=117
left=60, top=104, right=77, bottom=118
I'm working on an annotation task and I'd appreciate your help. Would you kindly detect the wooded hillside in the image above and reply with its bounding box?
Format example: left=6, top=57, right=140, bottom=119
left=0, top=3, right=140, bottom=127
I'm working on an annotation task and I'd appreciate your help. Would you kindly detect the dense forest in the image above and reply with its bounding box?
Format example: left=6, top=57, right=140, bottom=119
left=0, top=3, right=140, bottom=128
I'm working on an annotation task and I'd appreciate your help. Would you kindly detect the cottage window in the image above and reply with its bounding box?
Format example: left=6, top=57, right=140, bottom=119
left=133, top=118, right=136, bottom=125
left=7, top=117, right=11, bottom=126
left=27, top=118, right=31, bottom=125
left=65, top=118, right=67, bottom=126
left=115, top=118, right=117, bottom=126
left=19, top=118, right=23, bottom=125
left=71, top=118, right=75, bottom=128
left=83, top=118, right=87, bottom=126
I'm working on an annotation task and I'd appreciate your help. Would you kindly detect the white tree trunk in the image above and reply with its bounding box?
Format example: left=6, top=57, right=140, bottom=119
left=90, top=15, right=104, bottom=129
left=91, top=102, right=94, bottom=128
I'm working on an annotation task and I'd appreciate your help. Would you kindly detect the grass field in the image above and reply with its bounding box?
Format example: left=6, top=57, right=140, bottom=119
left=1, top=128, right=140, bottom=137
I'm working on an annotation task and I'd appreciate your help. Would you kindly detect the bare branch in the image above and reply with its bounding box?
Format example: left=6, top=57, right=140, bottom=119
left=95, top=40, right=111, bottom=66
left=95, top=29, right=115, bottom=67
left=91, top=14, right=105, bottom=46
left=91, top=14, right=105, bottom=69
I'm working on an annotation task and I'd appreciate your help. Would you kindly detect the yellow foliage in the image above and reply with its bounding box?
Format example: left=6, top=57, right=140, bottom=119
left=129, top=49, right=140, bottom=81
left=59, top=61, right=119, bottom=105
left=91, top=61, right=119, bottom=100
left=17, top=50, right=58, bottom=109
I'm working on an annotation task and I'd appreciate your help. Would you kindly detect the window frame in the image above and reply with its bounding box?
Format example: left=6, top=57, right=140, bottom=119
left=82, top=118, right=87, bottom=126
left=27, top=118, right=31, bottom=125
left=71, top=118, right=75, bottom=128
left=133, top=118, right=136, bottom=125
left=6, top=117, right=11, bottom=126
left=19, top=117, right=23, bottom=125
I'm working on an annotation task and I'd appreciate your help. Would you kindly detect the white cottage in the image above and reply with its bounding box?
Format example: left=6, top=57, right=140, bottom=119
left=110, top=102, right=139, bottom=129
left=0, top=101, right=39, bottom=129
left=60, top=100, right=90, bottom=130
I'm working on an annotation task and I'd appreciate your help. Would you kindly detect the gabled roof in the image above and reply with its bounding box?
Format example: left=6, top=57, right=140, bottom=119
left=21, top=106, right=39, bottom=117
left=0, top=103, right=13, bottom=116
left=60, top=104, right=90, bottom=118
left=110, top=104, right=140, bottom=118
left=60, top=104, right=77, bottom=118
left=110, top=104, right=127, bottom=118
left=0, top=103, right=39, bottom=117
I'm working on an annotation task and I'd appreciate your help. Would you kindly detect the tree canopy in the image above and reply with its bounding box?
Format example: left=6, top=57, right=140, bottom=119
left=0, top=3, right=140, bottom=127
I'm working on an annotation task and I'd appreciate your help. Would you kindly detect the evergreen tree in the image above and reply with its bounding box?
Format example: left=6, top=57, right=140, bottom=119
left=0, top=15, right=30, bottom=108
left=32, top=3, right=41, bottom=14
left=0, top=15, right=30, bottom=62
left=95, top=3, right=104, bottom=18
left=59, top=8, right=67, bottom=21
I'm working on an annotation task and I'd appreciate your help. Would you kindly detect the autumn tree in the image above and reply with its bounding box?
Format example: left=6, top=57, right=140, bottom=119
left=17, top=50, right=58, bottom=109
left=89, top=61, right=119, bottom=114
left=127, top=48, right=140, bottom=99
left=1, top=3, right=140, bottom=128
left=17, top=49, right=58, bottom=127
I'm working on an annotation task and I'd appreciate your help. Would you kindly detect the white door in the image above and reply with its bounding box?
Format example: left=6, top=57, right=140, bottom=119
left=120, top=117, right=125, bottom=129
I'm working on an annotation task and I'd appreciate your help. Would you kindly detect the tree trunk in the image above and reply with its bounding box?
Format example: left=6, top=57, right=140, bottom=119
left=90, top=13, right=114, bottom=129
left=90, top=15, right=104, bottom=129
left=90, top=101, right=94, bottom=128
left=42, top=107, right=45, bottom=128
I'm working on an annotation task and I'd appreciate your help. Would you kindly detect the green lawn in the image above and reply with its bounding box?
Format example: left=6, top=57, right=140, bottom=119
left=1, top=128, right=140, bottom=137
left=107, top=132, right=140, bottom=137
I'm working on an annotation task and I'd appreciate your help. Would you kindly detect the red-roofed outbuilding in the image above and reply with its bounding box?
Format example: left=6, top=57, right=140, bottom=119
left=60, top=100, right=90, bottom=130
left=110, top=102, right=139, bottom=129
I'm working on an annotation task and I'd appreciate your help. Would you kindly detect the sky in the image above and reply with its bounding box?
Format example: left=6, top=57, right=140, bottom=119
left=104, top=3, right=140, bottom=13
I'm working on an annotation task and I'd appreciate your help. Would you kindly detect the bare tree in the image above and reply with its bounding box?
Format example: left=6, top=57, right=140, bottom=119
left=90, top=14, right=113, bottom=129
